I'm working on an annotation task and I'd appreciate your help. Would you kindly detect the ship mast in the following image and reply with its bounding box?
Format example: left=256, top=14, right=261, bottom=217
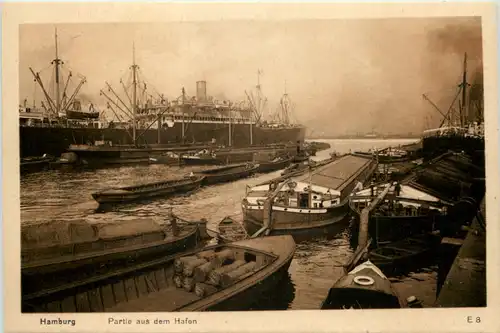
left=422, top=52, right=470, bottom=130
left=244, top=69, right=267, bottom=123
left=256, top=69, right=264, bottom=120
left=29, top=27, right=86, bottom=120
left=460, top=52, right=468, bottom=128
left=279, top=80, right=291, bottom=125
left=131, top=42, right=138, bottom=143
left=53, top=28, right=61, bottom=116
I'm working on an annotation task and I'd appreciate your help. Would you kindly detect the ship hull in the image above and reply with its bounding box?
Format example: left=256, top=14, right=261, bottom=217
left=242, top=203, right=351, bottom=242
left=421, top=134, right=484, bottom=161
left=19, top=123, right=306, bottom=157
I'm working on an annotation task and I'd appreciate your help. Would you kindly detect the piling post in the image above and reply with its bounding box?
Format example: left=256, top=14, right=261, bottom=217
left=358, top=183, right=392, bottom=247
left=251, top=180, right=288, bottom=238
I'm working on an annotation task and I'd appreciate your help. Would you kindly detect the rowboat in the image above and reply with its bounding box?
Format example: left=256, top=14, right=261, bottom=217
left=257, top=156, right=293, bottom=173
left=368, top=234, right=441, bottom=274
left=321, top=260, right=405, bottom=309
left=217, top=216, right=249, bottom=243
left=91, top=175, right=205, bottom=205
left=21, top=155, right=54, bottom=174
left=22, top=235, right=296, bottom=312
left=198, top=163, right=259, bottom=186
left=21, top=218, right=208, bottom=294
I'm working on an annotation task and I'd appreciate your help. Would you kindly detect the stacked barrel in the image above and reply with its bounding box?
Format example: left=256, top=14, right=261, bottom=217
left=173, top=248, right=258, bottom=297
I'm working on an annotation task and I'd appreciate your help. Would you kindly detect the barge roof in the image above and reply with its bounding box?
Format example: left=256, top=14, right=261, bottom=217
left=295, top=154, right=373, bottom=191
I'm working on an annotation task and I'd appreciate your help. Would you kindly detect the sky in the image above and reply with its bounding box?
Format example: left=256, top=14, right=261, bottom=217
left=19, top=17, right=483, bottom=136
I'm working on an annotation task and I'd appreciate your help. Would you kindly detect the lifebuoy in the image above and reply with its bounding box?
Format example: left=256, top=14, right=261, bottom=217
left=353, top=276, right=374, bottom=286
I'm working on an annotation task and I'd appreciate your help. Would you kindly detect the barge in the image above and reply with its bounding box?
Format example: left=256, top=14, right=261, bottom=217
left=22, top=235, right=295, bottom=312
left=241, top=154, right=378, bottom=240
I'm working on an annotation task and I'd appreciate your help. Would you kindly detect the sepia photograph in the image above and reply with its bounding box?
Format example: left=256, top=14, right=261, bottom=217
left=2, top=2, right=499, bottom=333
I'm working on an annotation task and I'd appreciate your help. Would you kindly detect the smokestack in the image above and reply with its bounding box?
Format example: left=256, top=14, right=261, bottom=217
left=196, top=81, right=207, bottom=102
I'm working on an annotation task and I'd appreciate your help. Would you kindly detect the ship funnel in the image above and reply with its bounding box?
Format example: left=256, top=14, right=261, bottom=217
left=196, top=81, right=207, bottom=102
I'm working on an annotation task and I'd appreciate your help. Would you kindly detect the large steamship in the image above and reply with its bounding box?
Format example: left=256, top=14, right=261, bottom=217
left=20, top=31, right=306, bottom=158
left=420, top=53, right=484, bottom=161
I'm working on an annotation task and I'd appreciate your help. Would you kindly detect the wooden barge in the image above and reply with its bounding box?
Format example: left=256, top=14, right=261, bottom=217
left=22, top=235, right=295, bottom=312
left=256, top=156, right=293, bottom=173
left=242, top=154, right=378, bottom=240
left=91, top=175, right=205, bottom=205
left=181, top=150, right=220, bottom=166
left=21, top=218, right=207, bottom=293
left=353, top=146, right=411, bottom=164
left=368, top=234, right=441, bottom=275
left=197, top=163, right=259, bottom=186
left=349, top=182, right=450, bottom=245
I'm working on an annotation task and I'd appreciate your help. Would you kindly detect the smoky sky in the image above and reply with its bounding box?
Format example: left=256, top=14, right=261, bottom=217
left=19, top=17, right=483, bottom=135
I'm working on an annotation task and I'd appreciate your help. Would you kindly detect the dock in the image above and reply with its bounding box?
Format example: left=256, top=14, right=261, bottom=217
left=435, top=199, right=486, bottom=307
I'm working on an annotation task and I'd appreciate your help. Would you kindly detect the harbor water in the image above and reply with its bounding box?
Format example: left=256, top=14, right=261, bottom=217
left=22, top=138, right=437, bottom=310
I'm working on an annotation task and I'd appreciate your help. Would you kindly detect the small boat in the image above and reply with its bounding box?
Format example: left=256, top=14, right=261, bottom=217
left=217, top=216, right=248, bottom=243
left=281, top=161, right=310, bottom=176
left=182, top=150, right=220, bottom=166
left=353, top=148, right=410, bottom=164
left=198, top=163, right=259, bottom=186
left=256, top=156, right=293, bottom=173
left=368, top=234, right=441, bottom=274
left=149, top=152, right=181, bottom=165
left=22, top=235, right=296, bottom=312
left=21, top=218, right=208, bottom=293
left=91, top=175, right=205, bottom=205
left=20, top=154, right=54, bottom=174
left=321, top=260, right=405, bottom=309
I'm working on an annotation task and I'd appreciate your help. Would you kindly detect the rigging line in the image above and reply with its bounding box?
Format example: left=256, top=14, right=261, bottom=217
left=137, top=68, right=163, bottom=99
left=37, top=63, right=54, bottom=75
left=60, top=64, right=84, bottom=79
left=421, top=86, right=463, bottom=97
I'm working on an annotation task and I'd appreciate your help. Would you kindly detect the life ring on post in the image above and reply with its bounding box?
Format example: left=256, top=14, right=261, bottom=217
left=353, top=276, right=375, bottom=286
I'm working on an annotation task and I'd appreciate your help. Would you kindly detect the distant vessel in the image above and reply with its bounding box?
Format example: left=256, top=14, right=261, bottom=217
left=20, top=31, right=306, bottom=158
left=364, top=127, right=379, bottom=139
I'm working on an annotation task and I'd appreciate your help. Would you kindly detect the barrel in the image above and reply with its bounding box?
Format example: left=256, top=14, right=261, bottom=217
left=194, top=283, right=219, bottom=298
left=173, top=275, right=183, bottom=288
left=207, top=260, right=246, bottom=286
left=183, top=258, right=208, bottom=277
left=183, top=277, right=195, bottom=292
left=196, top=250, right=216, bottom=261
left=213, top=249, right=235, bottom=266
left=193, top=261, right=220, bottom=283
left=174, top=256, right=198, bottom=274
left=220, top=262, right=257, bottom=288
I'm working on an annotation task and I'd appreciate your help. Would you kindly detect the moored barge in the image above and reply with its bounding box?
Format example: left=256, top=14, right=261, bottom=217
left=22, top=235, right=295, bottom=312
left=241, top=154, right=378, bottom=240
